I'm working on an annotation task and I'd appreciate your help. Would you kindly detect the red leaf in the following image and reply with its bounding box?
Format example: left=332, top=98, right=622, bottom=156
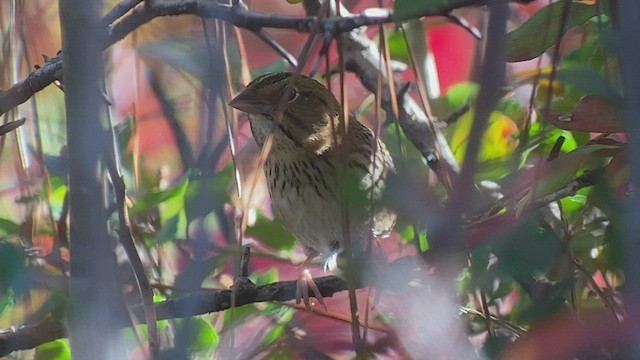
left=542, top=95, right=621, bottom=133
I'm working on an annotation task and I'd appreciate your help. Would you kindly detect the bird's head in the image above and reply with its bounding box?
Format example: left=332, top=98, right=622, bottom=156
left=229, top=72, right=342, bottom=154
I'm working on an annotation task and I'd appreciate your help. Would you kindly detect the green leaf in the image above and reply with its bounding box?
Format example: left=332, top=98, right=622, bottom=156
left=514, top=281, right=572, bottom=324
left=506, top=2, right=598, bottom=62
left=445, top=82, right=478, bottom=109
left=114, top=116, right=134, bottom=153
left=418, top=231, right=429, bottom=252
left=492, top=218, right=562, bottom=280
left=517, top=143, right=619, bottom=208
left=483, top=335, right=512, bottom=359
left=184, top=170, right=230, bottom=222
left=0, top=218, right=19, bottom=237
left=554, top=67, right=620, bottom=101
left=559, top=193, right=587, bottom=214
left=262, top=307, right=294, bottom=345
left=153, top=215, right=181, bottom=244
left=35, top=340, right=71, bottom=360
left=387, top=29, right=410, bottom=64
left=0, top=288, right=14, bottom=315
left=449, top=111, right=519, bottom=163
left=263, top=324, right=285, bottom=346
left=250, top=268, right=279, bottom=286
left=130, top=176, right=189, bottom=217
left=246, top=213, right=297, bottom=251
left=223, top=303, right=255, bottom=327
left=0, top=242, right=27, bottom=296
left=188, top=317, right=219, bottom=353
left=45, top=175, right=68, bottom=218
left=393, top=0, right=469, bottom=22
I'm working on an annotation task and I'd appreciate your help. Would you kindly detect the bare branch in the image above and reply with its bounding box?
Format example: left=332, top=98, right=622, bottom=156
left=1, top=0, right=534, bottom=117
left=0, top=275, right=348, bottom=356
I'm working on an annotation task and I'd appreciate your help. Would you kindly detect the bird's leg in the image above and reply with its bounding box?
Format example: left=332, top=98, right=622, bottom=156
left=295, top=251, right=327, bottom=311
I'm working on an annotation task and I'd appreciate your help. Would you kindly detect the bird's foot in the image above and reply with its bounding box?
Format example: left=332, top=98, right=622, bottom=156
left=295, top=267, right=326, bottom=311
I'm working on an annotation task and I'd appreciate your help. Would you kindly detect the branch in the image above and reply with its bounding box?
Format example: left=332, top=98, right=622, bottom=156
left=0, top=55, right=63, bottom=115
left=0, top=0, right=535, bottom=117
left=105, top=159, right=159, bottom=358
left=0, top=253, right=427, bottom=355
left=331, top=4, right=461, bottom=181
left=523, top=171, right=595, bottom=212
left=0, top=275, right=348, bottom=356
left=0, top=118, right=26, bottom=136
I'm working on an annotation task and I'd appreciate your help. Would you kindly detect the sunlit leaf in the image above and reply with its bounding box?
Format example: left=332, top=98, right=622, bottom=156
left=130, top=176, right=189, bottom=217
left=559, top=193, right=587, bottom=214
left=387, top=29, right=410, bottom=64
left=449, top=111, right=519, bottom=163
left=223, top=303, right=255, bottom=327
left=506, top=2, right=598, bottom=62
left=444, top=82, right=478, bottom=109
left=48, top=177, right=68, bottom=218
left=35, top=340, right=71, bottom=360
left=188, top=317, right=219, bottom=353
left=250, top=268, right=279, bottom=286
left=0, top=288, right=14, bottom=315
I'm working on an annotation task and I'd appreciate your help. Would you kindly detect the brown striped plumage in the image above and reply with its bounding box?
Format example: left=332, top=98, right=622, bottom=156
left=230, top=72, right=395, bottom=270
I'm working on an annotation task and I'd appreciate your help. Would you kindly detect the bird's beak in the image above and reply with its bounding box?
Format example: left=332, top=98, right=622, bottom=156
left=229, top=88, right=272, bottom=114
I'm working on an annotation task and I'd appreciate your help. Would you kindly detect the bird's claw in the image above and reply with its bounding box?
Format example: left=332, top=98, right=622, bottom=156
left=295, top=268, right=326, bottom=311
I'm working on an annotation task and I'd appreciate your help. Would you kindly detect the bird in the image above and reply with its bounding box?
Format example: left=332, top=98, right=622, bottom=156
left=229, top=72, right=395, bottom=308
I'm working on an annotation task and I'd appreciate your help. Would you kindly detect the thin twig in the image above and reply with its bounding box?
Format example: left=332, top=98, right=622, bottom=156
left=147, top=69, right=196, bottom=169
left=108, top=168, right=159, bottom=359
left=446, top=12, right=482, bottom=40
left=0, top=117, right=25, bottom=136
left=253, top=29, right=298, bottom=67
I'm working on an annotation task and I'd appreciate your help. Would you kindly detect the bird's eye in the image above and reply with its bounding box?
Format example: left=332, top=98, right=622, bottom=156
left=288, top=88, right=301, bottom=103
